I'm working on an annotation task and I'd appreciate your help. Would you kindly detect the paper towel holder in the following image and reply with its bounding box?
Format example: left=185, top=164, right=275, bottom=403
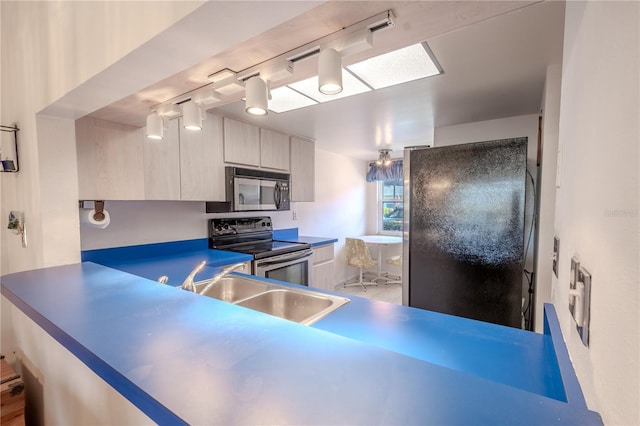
left=93, top=201, right=106, bottom=221
left=79, top=200, right=106, bottom=221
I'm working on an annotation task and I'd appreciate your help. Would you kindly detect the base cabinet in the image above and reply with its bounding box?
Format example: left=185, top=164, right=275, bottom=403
left=311, top=244, right=334, bottom=291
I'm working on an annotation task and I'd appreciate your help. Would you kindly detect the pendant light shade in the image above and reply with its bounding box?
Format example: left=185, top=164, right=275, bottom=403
left=318, top=48, right=343, bottom=95
left=146, top=112, right=163, bottom=140
left=182, top=101, right=202, bottom=130
left=245, top=77, right=268, bottom=116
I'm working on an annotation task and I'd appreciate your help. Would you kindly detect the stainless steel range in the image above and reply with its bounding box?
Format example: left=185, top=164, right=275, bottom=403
left=208, top=217, right=312, bottom=286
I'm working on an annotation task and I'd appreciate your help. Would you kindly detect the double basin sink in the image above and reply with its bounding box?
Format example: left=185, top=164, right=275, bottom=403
left=193, top=275, right=350, bottom=325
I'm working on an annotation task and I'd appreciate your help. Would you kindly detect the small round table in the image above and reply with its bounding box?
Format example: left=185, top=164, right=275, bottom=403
left=358, top=235, right=402, bottom=280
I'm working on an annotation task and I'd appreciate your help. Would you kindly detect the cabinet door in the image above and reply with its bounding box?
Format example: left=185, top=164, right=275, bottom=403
left=260, top=129, right=290, bottom=171
left=180, top=113, right=225, bottom=201
left=143, top=118, right=181, bottom=200
left=290, top=136, right=315, bottom=201
left=76, top=116, right=144, bottom=200
left=223, top=117, right=260, bottom=166
left=311, top=244, right=335, bottom=290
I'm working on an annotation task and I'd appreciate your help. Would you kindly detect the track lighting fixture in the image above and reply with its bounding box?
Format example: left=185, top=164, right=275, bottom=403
left=318, top=48, right=343, bottom=95
left=245, top=76, right=268, bottom=116
left=148, top=10, right=398, bottom=118
left=145, top=112, right=164, bottom=140
left=182, top=101, right=202, bottom=130
left=376, top=148, right=393, bottom=166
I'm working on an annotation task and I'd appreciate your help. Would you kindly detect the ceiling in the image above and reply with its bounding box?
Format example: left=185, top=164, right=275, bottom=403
left=88, top=1, right=565, bottom=161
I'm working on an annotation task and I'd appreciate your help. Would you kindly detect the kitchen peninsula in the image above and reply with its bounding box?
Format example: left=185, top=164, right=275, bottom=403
left=1, top=252, right=601, bottom=424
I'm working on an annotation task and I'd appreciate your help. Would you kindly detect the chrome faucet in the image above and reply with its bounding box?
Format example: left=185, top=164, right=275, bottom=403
left=180, top=260, right=206, bottom=292
left=197, top=263, right=246, bottom=295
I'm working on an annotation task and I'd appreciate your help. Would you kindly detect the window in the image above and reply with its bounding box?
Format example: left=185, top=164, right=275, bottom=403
left=378, top=180, right=403, bottom=234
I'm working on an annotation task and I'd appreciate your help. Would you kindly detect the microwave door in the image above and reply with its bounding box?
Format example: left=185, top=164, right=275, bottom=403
left=259, top=180, right=277, bottom=210
left=235, top=177, right=262, bottom=211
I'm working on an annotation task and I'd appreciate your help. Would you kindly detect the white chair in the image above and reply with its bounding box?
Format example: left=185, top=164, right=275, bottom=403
left=344, top=238, right=380, bottom=291
left=383, top=255, right=402, bottom=284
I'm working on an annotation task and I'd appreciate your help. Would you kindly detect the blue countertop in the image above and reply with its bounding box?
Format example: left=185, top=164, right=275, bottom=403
left=82, top=238, right=253, bottom=287
left=1, top=259, right=601, bottom=425
left=80, top=236, right=337, bottom=286
left=272, top=228, right=338, bottom=246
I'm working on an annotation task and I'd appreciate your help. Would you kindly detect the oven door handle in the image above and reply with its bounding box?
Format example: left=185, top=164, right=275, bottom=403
left=257, top=249, right=313, bottom=267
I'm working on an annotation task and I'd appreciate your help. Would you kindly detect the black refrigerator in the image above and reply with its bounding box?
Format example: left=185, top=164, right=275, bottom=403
left=403, top=138, right=527, bottom=328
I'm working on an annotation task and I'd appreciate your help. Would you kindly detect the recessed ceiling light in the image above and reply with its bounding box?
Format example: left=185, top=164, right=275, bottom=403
left=289, top=69, right=371, bottom=103
left=347, top=42, right=442, bottom=90
left=268, top=86, right=317, bottom=113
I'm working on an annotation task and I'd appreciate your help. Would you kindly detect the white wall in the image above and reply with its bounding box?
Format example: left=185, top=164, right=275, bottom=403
left=434, top=114, right=540, bottom=327
left=553, top=1, right=639, bottom=424
left=296, top=149, right=369, bottom=285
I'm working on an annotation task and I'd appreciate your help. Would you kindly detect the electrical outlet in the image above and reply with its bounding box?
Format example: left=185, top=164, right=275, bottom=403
left=552, top=237, right=560, bottom=277
left=292, top=210, right=297, bottom=221
left=569, top=256, right=580, bottom=318
left=576, top=266, right=591, bottom=346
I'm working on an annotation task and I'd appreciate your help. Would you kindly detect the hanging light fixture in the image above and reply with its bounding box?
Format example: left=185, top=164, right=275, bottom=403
left=318, top=48, right=343, bottom=95
left=245, top=76, right=268, bottom=116
left=182, top=100, right=202, bottom=130
left=376, top=148, right=393, bottom=166
left=145, top=112, right=164, bottom=140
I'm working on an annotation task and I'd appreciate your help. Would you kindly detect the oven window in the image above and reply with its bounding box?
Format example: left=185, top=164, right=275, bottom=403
left=265, top=262, right=309, bottom=286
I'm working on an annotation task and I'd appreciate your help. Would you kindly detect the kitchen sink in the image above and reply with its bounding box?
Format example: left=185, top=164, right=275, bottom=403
left=236, top=289, right=336, bottom=325
left=195, top=277, right=269, bottom=303
left=195, top=276, right=349, bottom=325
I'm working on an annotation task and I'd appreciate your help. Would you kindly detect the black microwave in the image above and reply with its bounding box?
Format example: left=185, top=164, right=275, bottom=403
left=225, top=167, right=290, bottom=211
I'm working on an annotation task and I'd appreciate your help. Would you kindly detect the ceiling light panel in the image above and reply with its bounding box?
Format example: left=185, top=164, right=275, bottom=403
left=289, top=69, right=371, bottom=103
left=268, top=86, right=317, bottom=113
left=347, top=43, right=442, bottom=90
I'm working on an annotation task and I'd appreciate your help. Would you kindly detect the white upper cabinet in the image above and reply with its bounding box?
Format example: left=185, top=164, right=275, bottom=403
left=223, top=117, right=260, bottom=167
left=260, top=128, right=290, bottom=171
left=143, top=118, right=181, bottom=200
left=143, top=113, right=225, bottom=201
left=290, top=136, right=315, bottom=202
left=76, top=116, right=145, bottom=200
left=180, top=113, right=225, bottom=201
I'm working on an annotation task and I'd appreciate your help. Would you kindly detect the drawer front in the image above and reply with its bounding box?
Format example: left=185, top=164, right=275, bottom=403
left=312, top=244, right=334, bottom=265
